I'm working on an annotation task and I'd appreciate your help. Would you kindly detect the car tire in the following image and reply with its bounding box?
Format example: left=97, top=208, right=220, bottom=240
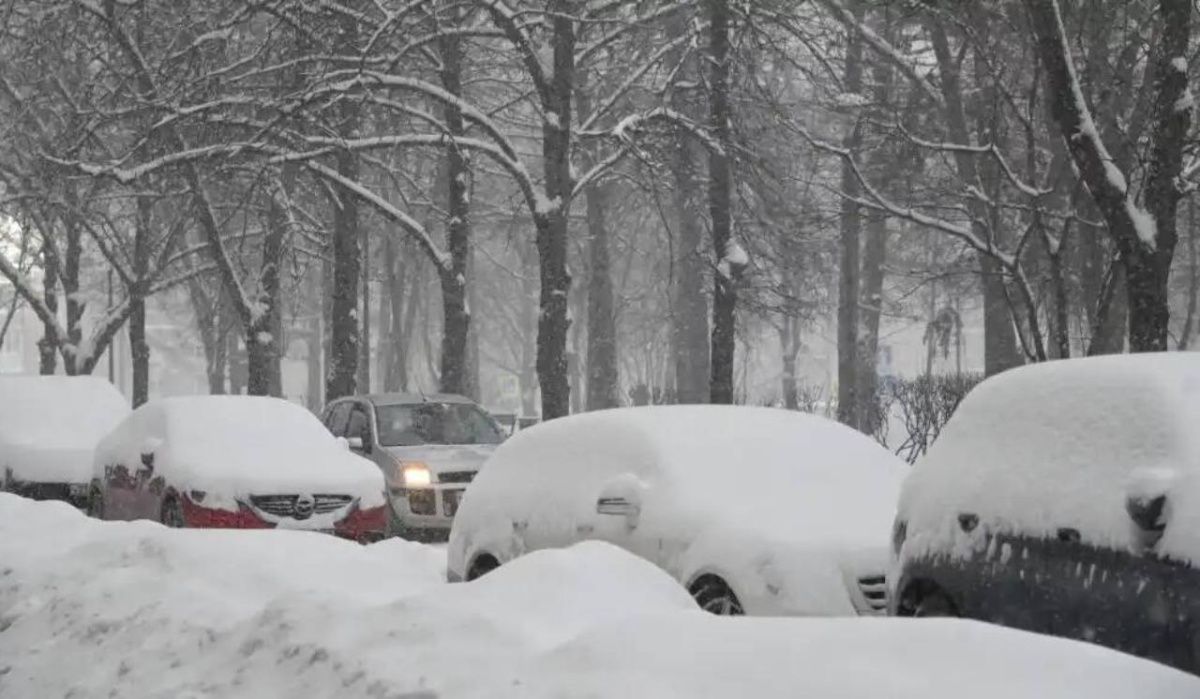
left=467, top=554, right=500, bottom=581
left=86, top=484, right=105, bottom=519
left=160, top=496, right=186, bottom=529
left=690, top=575, right=745, bottom=616
left=913, top=590, right=958, bottom=618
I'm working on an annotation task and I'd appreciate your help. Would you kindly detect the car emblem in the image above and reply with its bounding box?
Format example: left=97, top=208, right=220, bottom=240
left=294, top=493, right=315, bottom=520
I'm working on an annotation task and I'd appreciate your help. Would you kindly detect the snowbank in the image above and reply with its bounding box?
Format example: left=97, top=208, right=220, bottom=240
left=93, top=396, right=385, bottom=510
left=899, top=354, right=1200, bottom=564
left=0, top=375, right=129, bottom=483
left=451, top=405, right=906, bottom=614
left=1, top=494, right=1196, bottom=698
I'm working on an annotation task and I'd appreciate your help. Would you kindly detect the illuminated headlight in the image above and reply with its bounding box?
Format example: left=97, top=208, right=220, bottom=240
left=402, top=462, right=433, bottom=487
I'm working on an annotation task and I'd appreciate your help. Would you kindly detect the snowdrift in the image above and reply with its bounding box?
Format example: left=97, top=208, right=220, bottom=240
left=1, top=494, right=1196, bottom=698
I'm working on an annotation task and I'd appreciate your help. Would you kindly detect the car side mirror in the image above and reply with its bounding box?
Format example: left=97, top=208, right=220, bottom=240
left=1126, top=467, right=1173, bottom=548
left=1126, top=494, right=1167, bottom=533
left=347, top=436, right=365, bottom=452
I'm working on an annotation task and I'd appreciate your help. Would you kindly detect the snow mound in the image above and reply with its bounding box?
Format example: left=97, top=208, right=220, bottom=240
left=0, top=375, right=129, bottom=483
left=488, top=616, right=1200, bottom=699
left=2, top=495, right=1196, bottom=698
left=900, top=353, right=1200, bottom=564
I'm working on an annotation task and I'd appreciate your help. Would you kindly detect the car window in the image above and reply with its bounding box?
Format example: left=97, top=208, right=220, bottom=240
left=376, top=403, right=503, bottom=447
left=346, top=404, right=372, bottom=442
left=325, top=402, right=352, bottom=437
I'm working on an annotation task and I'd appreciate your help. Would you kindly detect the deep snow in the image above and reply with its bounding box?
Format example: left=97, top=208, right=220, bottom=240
left=2, top=494, right=1198, bottom=698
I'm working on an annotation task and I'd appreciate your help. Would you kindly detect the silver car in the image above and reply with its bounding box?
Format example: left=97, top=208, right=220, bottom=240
left=320, top=393, right=504, bottom=541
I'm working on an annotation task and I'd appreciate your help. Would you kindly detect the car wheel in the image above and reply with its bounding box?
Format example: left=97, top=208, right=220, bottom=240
left=467, top=554, right=500, bottom=581
left=160, top=497, right=186, bottom=529
left=86, top=485, right=105, bottom=519
left=913, top=590, right=958, bottom=618
left=690, top=575, right=745, bottom=616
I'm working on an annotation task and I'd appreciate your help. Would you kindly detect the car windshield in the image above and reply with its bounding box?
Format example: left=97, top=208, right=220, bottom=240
left=376, top=403, right=503, bottom=447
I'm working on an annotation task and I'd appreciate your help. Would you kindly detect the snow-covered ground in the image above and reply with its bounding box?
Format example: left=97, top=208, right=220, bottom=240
left=1, top=494, right=1197, bottom=698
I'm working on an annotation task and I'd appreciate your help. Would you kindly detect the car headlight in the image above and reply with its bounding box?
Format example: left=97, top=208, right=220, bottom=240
left=402, top=462, right=433, bottom=487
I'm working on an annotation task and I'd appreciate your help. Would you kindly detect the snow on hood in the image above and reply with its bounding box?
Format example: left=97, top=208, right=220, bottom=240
left=94, top=396, right=384, bottom=507
left=384, top=443, right=495, bottom=473
left=900, top=354, right=1200, bottom=565
left=3, top=494, right=1195, bottom=699
left=0, top=375, right=129, bottom=484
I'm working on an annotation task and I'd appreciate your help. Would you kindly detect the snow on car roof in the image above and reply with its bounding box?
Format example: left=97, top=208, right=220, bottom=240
left=465, top=405, right=906, bottom=548
left=901, top=353, right=1200, bottom=562
left=0, top=375, right=129, bottom=448
left=95, top=395, right=384, bottom=504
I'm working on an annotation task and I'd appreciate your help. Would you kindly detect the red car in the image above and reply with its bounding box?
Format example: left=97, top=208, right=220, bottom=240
left=89, top=396, right=387, bottom=542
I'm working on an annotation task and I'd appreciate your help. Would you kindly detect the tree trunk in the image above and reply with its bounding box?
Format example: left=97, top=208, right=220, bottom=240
left=836, top=9, right=864, bottom=426
left=1178, top=200, right=1199, bottom=349
left=359, top=224, right=372, bottom=393
left=519, top=237, right=539, bottom=416
left=38, top=235, right=58, bottom=375
left=534, top=4, right=576, bottom=419
left=858, top=207, right=887, bottom=432
left=61, top=218, right=83, bottom=375
left=130, top=199, right=152, bottom=406
left=437, top=24, right=472, bottom=397
left=575, top=75, right=619, bottom=411
left=325, top=16, right=362, bottom=400
left=384, top=239, right=409, bottom=391
left=707, top=0, right=739, bottom=405
left=666, top=13, right=710, bottom=405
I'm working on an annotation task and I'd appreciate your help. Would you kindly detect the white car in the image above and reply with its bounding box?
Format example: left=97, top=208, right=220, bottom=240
left=0, top=375, right=130, bottom=508
left=448, top=405, right=908, bottom=616
left=90, top=396, right=389, bottom=542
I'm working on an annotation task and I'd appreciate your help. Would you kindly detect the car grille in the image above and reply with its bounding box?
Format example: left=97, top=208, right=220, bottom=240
left=857, top=574, right=888, bottom=613
left=438, top=471, right=476, bottom=484
left=250, top=494, right=354, bottom=518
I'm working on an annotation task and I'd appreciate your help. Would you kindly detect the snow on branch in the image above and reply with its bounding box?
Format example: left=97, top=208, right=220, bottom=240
left=304, top=160, right=451, bottom=273
left=897, top=127, right=1054, bottom=198
left=795, top=124, right=1015, bottom=268
left=813, top=0, right=946, bottom=111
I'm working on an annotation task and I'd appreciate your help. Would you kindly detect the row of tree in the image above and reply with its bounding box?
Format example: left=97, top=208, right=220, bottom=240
left=0, top=0, right=1197, bottom=430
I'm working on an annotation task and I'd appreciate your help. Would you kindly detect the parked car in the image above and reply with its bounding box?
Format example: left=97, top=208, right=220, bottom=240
left=890, top=353, right=1200, bottom=675
left=448, top=405, right=908, bottom=616
left=91, top=395, right=387, bottom=542
left=0, top=375, right=130, bottom=508
left=322, top=393, right=504, bottom=541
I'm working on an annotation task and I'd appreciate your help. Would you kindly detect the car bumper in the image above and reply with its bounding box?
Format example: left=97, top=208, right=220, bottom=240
left=180, top=497, right=388, bottom=543
left=389, top=485, right=466, bottom=536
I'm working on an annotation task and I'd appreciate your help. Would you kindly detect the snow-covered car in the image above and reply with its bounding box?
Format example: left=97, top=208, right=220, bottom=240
left=448, top=405, right=908, bottom=616
left=0, top=375, right=130, bottom=508
left=91, top=395, right=388, bottom=542
left=891, top=353, right=1200, bottom=675
left=321, top=393, right=504, bottom=541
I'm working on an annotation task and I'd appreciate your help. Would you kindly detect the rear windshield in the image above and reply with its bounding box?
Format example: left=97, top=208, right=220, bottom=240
left=376, top=403, right=503, bottom=447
